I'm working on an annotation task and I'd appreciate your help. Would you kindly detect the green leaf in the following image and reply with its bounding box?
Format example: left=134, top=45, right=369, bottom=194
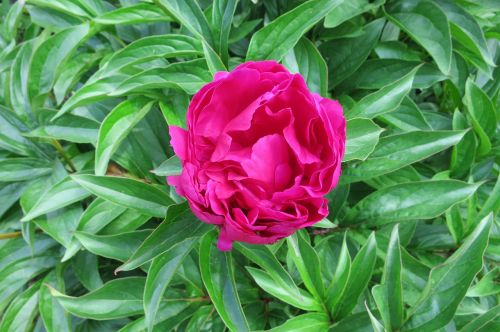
left=154, top=0, right=214, bottom=47
left=386, top=1, right=452, bottom=74
left=151, top=155, right=182, bottom=176
left=450, top=110, right=476, bottom=179
left=268, top=313, right=329, bottom=332
left=202, top=41, right=227, bottom=75
left=110, top=59, right=211, bottom=96
left=62, top=198, right=126, bottom=261
left=71, top=174, right=174, bottom=218
left=380, top=97, right=432, bottom=132
left=28, top=23, right=92, bottom=102
left=346, top=180, right=481, bottom=227
left=94, top=3, right=171, bottom=25
left=464, top=79, right=497, bottom=156
left=199, top=231, right=249, bottom=332
left=287, top=232, right=324, bottom=300
left=333, top=233, right=377, bottom=320
left=26, top=109, right=100, bottom=144
left=21, top=177, right=90, bottom=222
left=3, top=1, right=24, bottom=42
left=320, top=18, right=384, bottom=87
left=324, top=0, right=384, bottom=28
left=75, top=229, right=152, bottom=262
left=403, top=214, right=493, bottom=331
left=342, top=130, right=467, bottom=183
left=366, top=304, right=385, bottom=332
left=326, top=235, right=351, bottom=315
left=212, top=0, right=238, bottom=65
left=39, top=271, right=71, bottom=332
left=460, top=305, right=500, bottom=332
left=94, top=35, right=202, bottom=80
left=144, top=237, right=197, bottom=332
left=344, top=118, right=383, bottom=162
left=235, top=243, right=320, bottom=311
left=0, top=280, right=41, bottom=332
left=246, top=0, right=344, bottom=61
left=282, top=37, right=328, bottom=96
left=25, top=0, right=90, bottom=18
left=0, top=158, right=52, bottom=182
left=117, top=203, right=210, bottom=271
left=49, top=277, right=146, bottom=320
left=435, top=0, right=494, bottom=68
left=9, top=42, right=34, bottom=119
left=95, top=98, right=154, bottom=176
left=0, top=256, right=57, bottom=311
left=466, top=267, right=500, bottom=297
left=72, top=250, right=103, bottom=291
left=372, top=225, right=404, bottom=331
left=347, top=66, right=418, bottom=119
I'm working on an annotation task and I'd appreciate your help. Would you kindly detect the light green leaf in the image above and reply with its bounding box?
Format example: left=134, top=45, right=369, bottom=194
left=21, top=177, right=90, bottom=222
left=95, top=98, right=154, bottom=176
left=94, top=35, right=202, bottom=80
left=464, top=79, right=496, bottom=156
left=151, top=156, right=182, bottom=177
left=0, top=280, right=41, bottom=332
left=39, top=271, right=71, bottom=332
left=321, top=18, right=384, bottom=87
left=282, top=37, right=328, bottom=96
left=342, top=130, right=467, bottom=183
left=212, top=0, right=238, bottom=65
left=372, top=225, right=404, bottom=331
left=247, top=0, right=344, bottom=61
left=49, top=277, right=146, bottom=320
left=403, top=214, right=493, bottom=331
left=324, top=0, right=384, bottom=28
left=154, top=0, right=214, bottom=47
left=0, top=158, right=52, bottom=182
left=76, top=229, right=153, bottom=262
left=460, top=305, right=500, bottom=332
left=347, top=66, right=418, bottom=119
left=200, top=231, right=249, bottom=332
left=202, top=41, right=227, bottom=75
left=326, top=235, right=351, bottom=315
left=28, top=23, right=92, bottom=102
left=110, top=59, right=211, bottom=96
left=346, top=180, right=481, bottom=226
left=287, top=232, right=324, bottom=300
left=333, top=233, right=377, bottom=320
left=117, top=203, right=210, bottom=271
left=94, top=3, right=171, bottom=25
left=268, top=313, right=329, bottom=332
left=71, top=174, right=174, bottom=218
left=344, top=118, right=383, bottom=162
left=386, top=1, right=452, bottom=74
left=144, top=238, right=197, bottom=332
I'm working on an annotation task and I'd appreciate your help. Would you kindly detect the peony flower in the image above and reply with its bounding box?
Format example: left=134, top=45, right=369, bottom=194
left=168, top=61, right=345, bottom=251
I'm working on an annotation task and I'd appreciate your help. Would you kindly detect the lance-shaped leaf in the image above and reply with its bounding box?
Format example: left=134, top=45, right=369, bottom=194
left=21, top=177, right=90, bottom=222
left=154, top=0, right=214, bottom=47
left=372, top=225, right=404, bottom=331
left=0, top=280, right=41, bottom=332
left=346, top=180, right=481, bottom=226
left=200, top=231, right=249, bottom=332
left=95, top=98, right=154, bottom=176
left=344, top=118, right=383, bottom=162
left=117, top=203, right=210, bottom=271
left=247, top=0, right=344, bottom=61
left=342, top=130, right=467, bottom=183
left=144, top=238, right=197, bottom=332
left=268, top=313, right=329, bottom=332
left=0, top=158, right=52, bottom=182
left=49, top=277, right=146, bottom=320
left=403, top=214, right=493, bottom=331
left=94, top=3, right=171, bottom=25
left=326, top=235, right=351, bottom=315
left=347, top=66, right=418, bottom=119
left=333, top=233, right=377, bottom=320
left=71, top=174, right=174, bottom=218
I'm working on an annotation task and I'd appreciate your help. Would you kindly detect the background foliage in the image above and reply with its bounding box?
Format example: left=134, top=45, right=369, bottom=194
left=0, top=0, right=499, bottom=331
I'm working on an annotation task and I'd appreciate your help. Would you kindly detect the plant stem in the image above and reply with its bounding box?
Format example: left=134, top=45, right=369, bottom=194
left=0, top=231, right=23, bottom=240
left=51, top=139, right=77, bottom=173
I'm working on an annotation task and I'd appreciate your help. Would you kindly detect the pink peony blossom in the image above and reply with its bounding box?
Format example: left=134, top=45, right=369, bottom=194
left=168, top=61, right=346, bottom=251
